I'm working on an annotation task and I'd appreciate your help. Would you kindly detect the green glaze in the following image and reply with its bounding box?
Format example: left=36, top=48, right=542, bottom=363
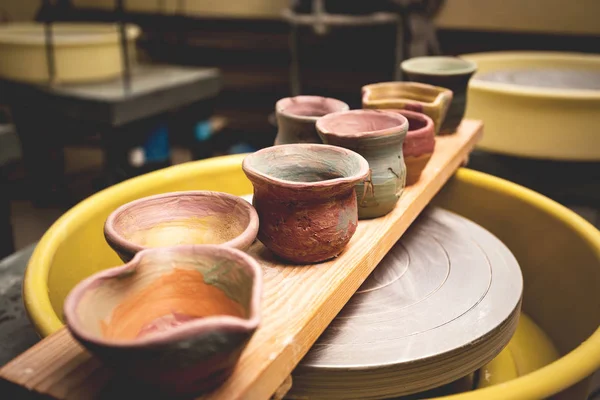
left=317, top=110, right=408, bottom=219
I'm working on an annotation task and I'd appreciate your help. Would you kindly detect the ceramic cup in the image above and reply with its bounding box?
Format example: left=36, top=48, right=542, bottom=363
left=242, top=143, right=370, bottom=263
left=104, top=191, right=259, bottom=262
left=362, top=81, right=453, bottom=135
left=383, top=109, right=436, bottom=186
left=274, top=95, right=350, bottom=145
left=63, top=245, right=262, bottom=398
left=401, top=56, right=477, bottom=134
left=316, top=110, right=408, bottom=219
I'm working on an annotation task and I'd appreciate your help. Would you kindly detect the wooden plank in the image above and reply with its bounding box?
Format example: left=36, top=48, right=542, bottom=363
left=0, top=120, right=483, bottom=400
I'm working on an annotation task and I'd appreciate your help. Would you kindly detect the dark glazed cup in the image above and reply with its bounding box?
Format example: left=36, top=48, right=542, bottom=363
left=316, top=110, right=408, bottom=219
left=242, top=144, right=370, bottom=264
left=275, top=96, right=349, bottom=145
left=401, top=56, right=477, bottom=134
left=63, top=245, right=262, bottom=398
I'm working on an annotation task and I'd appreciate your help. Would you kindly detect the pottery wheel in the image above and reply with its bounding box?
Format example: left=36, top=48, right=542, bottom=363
left=284, top=206, right=524, bottom=399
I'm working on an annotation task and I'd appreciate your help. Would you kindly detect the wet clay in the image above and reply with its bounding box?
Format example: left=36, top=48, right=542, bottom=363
left=125, top=215, right=242, bottom=248
left=101, top=268, right=245, bottom=340
left=476, top=69, right=600, bottom=90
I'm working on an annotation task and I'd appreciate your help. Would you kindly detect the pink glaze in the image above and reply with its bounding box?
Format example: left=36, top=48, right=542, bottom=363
left=385, top=109, right=435, bottom=157
left=316, top=109, right=408, bottom=139
left=277, top=96, right=349, bottom=118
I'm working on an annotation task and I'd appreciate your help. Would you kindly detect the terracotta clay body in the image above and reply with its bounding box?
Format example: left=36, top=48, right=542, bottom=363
left=384, top=109, right=436, bottom=185
left=274, top=95, right=349, bottom=145
left=63, top=245, right=262, bottom=398
left=317, top=110, right=408, bottom=219
left=242, top=143, right=370, bottom=263
left=401, top=56, right=477, bottom=134
left=104, top=191, right=259, bottom=262
left=362, top=81, right=453, bottom=135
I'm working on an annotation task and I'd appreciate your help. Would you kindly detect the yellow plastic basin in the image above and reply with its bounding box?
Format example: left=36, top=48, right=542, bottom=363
left=0, top=23, right=140, bottom=84
left=23, top=155, right=600, bottom=399
left=461, top=51, right=600, bottom=161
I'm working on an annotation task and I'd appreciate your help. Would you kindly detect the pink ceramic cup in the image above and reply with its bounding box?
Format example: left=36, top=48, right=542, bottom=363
left=384, top=109, right=436, bottom=186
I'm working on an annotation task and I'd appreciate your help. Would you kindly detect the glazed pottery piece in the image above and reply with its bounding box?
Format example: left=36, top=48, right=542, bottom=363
left=316, top=110, right=408, bottom=219
left=242, top=143, right=370, bottom=263
left=63, top=245, right=262, bottom=397
left=274, top=95, right=349, bottom=145
left=401, top=56, right=477, bottom=134
left=104, top=191, right=259, bottom=262
left=362, top=81, right=453, bottom=135
left=384, top=109, right=436, bottom=186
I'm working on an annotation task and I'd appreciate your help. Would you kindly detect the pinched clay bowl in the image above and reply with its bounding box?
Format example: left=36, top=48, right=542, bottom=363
left=362, top=81, right=453, bottom=134
left=63, top=245, right=262, bottom=398
left=104, top=191, right=259, bottom=262
left=242, top=144, right=370, bottom=264
left=385, top=109, right=436, bottom=185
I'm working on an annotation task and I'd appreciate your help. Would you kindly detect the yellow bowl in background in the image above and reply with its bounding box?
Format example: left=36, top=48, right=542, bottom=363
left=461, top=51, right=600, bottom=161
left=0, top=23, right=140, bottom=84
left=22, top=155, right=600, bottom=399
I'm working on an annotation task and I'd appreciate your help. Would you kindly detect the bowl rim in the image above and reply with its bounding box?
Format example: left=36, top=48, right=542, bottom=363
left=0, top=22, right=141, bottom=47
left=381, top=109, right=435, bottom=136
left=275, top=95, right=350, bottom=121
left=242, top=143, right=370, bottom=190
left=462, top=50, right=600, bottom=100
left=400, top=56, right=478, bottom=76
left=103, top=190, right=259, bottom=256
left=361, top=81, right=453, bottom=107
left=316, top=109, right=408, bottom=139
left=63, top=244, right=262, bottom=348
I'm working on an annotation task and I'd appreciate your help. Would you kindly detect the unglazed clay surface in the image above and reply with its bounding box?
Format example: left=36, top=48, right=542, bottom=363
left=317, top=110, right=408, bottom=219
left=63, top=245, right=262, bottom=397
left=362, top=81, right=453, bottom=135
left=242, top=144, right=369, bottom=263
left=274, top=96, right=349, bottom=145
left=401, top=56, right=477, bottom=134
left=383, top=109, right=436, bottom=186
left=104, top=191, right=259, bottom=262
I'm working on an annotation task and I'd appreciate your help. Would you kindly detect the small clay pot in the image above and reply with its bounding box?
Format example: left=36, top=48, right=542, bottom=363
left=401, top=56, right=477, bottom=134
left=274, top=95, right=349, bottom=145
left=362, top=81, right=453, bottom=135
left=63, top=245, right=262, bottom=398
left=104, top=191, right=259, bottom=262
left=242, top=144, right=370, bottom=263
left=383, top=109, right=436, bottom=186
left=316, top=110, right=408, bottom=219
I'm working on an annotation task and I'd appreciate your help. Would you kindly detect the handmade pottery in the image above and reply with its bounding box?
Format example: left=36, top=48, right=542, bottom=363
left=384, top=109, right=436, bottom=186
left=401, top=56, right=477, bottom=134
left=63, top=245, right=262, bottom=397
left=274, top=95, right=349, bottom=145
left=362, top=81, right=453, bottom=135
left=242, top=143, right=370, bottom=263
left=104, top=191, right=259, bottom=262
left=316, top=110, right=408, bottom=219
